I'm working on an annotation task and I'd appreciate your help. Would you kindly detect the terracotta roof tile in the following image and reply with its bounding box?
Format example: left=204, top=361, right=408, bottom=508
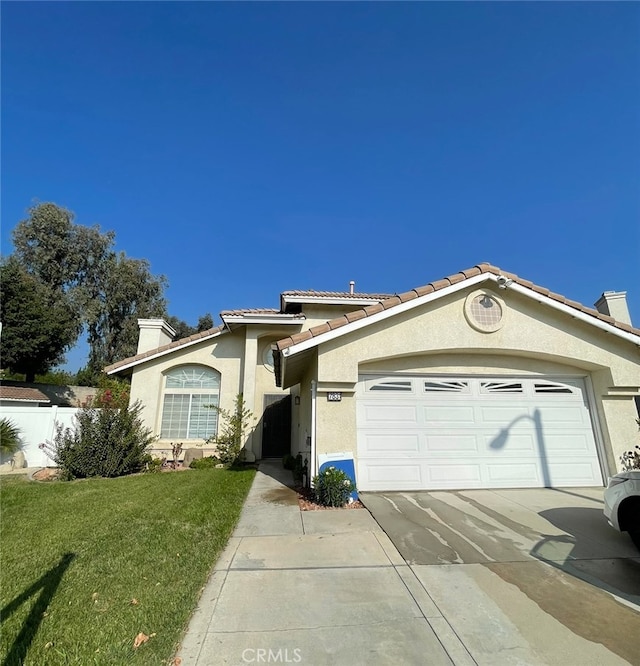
left=397, top=289, right=419, bottom=304
left=345, top=310, right=368, bottom=323
left=382, top=296, right=402, bottom=310
left=281, top=290, right=393, bottom=300
left=327, top=316, right=349, bottom=331
left=461, top=267, right=483, bottom=279
left=414, top=284, right=435, bottom=297
left=0, top=387, right=50, bottom=403
left=220, top=308, right=282, bottom=316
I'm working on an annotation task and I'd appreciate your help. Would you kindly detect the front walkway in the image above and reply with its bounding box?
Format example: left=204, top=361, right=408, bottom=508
left=175, top=461, right=471, bottom=665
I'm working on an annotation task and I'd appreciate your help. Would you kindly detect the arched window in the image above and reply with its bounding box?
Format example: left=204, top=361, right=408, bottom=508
left=160, top=366, right=220, bottom=439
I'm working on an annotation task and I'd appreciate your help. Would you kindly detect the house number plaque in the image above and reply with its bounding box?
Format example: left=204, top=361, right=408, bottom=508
left=327, top=392, right=342, bottom=402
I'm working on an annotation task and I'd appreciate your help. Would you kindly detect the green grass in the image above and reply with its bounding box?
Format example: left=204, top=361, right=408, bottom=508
left=0, top=467, right=255, bottom=665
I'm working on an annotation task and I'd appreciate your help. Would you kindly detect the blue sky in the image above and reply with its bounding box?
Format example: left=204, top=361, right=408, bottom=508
left=3, top=2, right=639, bottom=372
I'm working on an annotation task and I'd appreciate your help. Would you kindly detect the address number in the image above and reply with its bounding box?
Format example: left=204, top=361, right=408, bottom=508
left=327, top=392, right=342, bottom=402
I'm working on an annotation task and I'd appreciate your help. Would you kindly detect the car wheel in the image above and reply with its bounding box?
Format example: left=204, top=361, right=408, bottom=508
left=629, top=531, right=640, bottom=552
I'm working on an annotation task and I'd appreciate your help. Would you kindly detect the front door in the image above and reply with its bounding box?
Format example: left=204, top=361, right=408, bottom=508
left=261, top=394, right=291, bottom=458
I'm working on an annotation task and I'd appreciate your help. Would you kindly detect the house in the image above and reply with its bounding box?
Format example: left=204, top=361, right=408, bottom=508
left=106, top=263, right=640, bottom=491
left=0, top=386, right=51, bottom=407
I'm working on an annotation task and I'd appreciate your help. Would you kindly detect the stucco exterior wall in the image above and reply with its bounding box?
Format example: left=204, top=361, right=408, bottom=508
left=129, top=331, right=245, bottom=450
left=304, top=286, right=639, bottom=475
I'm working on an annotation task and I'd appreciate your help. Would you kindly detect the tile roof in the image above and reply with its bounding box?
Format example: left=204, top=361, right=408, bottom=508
left=104, top=325, right=226, bottom=374
left=0, top=386, right=50, bottom=403
left=281, top=290, right=394, bottom=300
left=274, top=262, right=640, bottom=353
left=220, top=308, right=285, bottom=316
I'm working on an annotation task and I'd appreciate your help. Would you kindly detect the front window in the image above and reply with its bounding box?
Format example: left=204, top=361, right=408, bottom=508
left=160, top=366, right=220, bottom=439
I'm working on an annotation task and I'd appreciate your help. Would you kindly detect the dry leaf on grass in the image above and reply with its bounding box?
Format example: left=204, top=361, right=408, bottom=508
left=130, top=598, right=139, bottom=605
left=133, top=632, right=149, bottom=649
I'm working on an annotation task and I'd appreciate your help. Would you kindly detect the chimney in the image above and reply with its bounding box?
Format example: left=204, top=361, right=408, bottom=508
left=137, top=319, right=176, bottom=354
left=594, top=291, right=632, bottom=325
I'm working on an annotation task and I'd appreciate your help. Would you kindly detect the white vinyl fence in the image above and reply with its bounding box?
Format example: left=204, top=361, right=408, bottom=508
left=2, top=406, right=81, bottom=468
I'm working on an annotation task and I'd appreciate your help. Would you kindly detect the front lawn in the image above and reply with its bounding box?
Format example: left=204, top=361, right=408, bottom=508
left=0, top=467, right=255, bottom=665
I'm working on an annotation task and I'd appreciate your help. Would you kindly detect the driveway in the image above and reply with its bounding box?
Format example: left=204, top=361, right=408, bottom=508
left=361, top=487, right=640, bottom=666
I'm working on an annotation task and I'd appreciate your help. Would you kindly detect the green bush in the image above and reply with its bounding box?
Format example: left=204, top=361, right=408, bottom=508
left=0, top=419, right=21, bottom=457
left=282, top=454, right=295, bottom=470
left=190, top=456, right=218, bottom=469
left=44, top=400, right=154, bottom=480
left=312, top=466, right=356, bottom=508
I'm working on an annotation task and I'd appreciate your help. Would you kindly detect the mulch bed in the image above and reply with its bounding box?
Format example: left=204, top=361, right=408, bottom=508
left=294, top=485, right=364, bottom=511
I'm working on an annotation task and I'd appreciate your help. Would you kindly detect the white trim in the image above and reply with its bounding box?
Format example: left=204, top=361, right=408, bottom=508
left=106, top=329, right=227, bottom=375
left=281, top=273, right=640, bottom=360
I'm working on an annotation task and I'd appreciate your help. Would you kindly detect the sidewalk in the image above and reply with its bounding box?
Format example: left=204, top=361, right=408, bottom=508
left=175, top=461, right=473, bottom=666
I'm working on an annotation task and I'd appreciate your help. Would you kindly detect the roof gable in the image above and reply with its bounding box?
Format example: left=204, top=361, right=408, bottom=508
left=273, top=263, right=640, bottom=385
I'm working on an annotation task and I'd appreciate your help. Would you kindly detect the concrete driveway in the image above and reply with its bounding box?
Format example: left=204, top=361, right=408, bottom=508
left=361, top=488, right=640, bottom=666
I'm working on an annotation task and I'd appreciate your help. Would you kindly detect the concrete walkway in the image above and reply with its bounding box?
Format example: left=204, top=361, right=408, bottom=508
left=175, top=461, right=472, bottom=666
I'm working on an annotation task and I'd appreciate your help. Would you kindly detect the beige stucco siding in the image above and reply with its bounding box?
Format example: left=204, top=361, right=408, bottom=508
left=129, top=332, right=245, bottom=448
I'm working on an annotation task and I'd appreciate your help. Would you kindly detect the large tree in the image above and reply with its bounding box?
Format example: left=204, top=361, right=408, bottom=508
left=8, top=202, right=211, bottom=381
left=0, top=257, right=81, bottom=381
left=85, top=252, right=167, bottom=374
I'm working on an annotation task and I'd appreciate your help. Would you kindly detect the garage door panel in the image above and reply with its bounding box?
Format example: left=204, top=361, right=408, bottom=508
left=485, top=463, right=540, bottom=484
left=547, top=462, right=602, bottom=485
left=540, top=433, right=595, bottom=455
left=361, top=433, right=420, bottom=453
left=357, top=375, right=603, bottom=491
left=534, top=405, right=587, bottom=424
left=481, top=432, right=536, bottom=453
left=423, top=405, right=475, bottom=424
left=364, top=463, right=422, bottom=485
left=426, top=464, right=482, bottom=484
left=425, top=434, right=478, bottom=453
left=361, top=404, right=418, bottom=423
left=480, top=405, right=531, bottom=424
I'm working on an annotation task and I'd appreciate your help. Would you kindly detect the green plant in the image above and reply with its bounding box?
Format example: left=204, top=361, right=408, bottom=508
left=189, top=456, right=218, bottom=469
left=620, top=419, right=640, bottom=471
left=206, top=394, right=254, bottom=467
left=292, top=453, right=308, bottom=485
left=142, top=454, right=165, bottom=473
left=282, top=454, right=295, bottom=470
left=312, top=466, right=356, bottom=508
left=0, top=419, right=22, bottom=457
left=92, top=377, right=131, bottom=409
left=41, top=400, right=154, bottom=480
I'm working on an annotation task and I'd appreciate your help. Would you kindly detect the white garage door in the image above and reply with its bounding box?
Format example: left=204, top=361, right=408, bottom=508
left=356, top=375, right=603, bottom=491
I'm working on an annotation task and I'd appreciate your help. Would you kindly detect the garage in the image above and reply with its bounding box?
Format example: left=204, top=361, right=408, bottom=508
left=356, top=374, right=604, bottom=491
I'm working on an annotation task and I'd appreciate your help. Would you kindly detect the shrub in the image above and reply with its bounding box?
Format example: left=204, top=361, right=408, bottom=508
left=312, top=466, right=356, bottom=508
left=282, top=454, right=295, bottom=470
left=206, top=394, right=254, bottom=467
left=0, top=419, right=21, bottom=457
left=292, top=453, right=308, bottom=485
left=42, top=400, right=153, bottom=480
left=190, top=456, right=218, bottom=469
left=620, top=419, right=640, bottom=471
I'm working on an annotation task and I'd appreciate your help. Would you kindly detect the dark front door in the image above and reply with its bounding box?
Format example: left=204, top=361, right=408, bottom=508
left=261, top=394, right=291, bottom=458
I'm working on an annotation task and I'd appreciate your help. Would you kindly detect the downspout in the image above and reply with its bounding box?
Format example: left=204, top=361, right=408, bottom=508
left=310, top=380, right=317, bottom=483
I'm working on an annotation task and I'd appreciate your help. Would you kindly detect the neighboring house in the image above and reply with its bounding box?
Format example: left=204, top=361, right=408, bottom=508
left=106, top=262, right=640, bottom=492
left=0, top=386, right=51, bottom=407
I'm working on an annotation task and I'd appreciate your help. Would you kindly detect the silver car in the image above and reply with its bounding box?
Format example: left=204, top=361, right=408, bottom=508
left=604, top=470, right=640, bottom=550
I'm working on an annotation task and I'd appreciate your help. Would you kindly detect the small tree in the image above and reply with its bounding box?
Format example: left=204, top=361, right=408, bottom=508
left=42, top=400, right=153, bottom=480
left=206, top=394, right=253, bottom=466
